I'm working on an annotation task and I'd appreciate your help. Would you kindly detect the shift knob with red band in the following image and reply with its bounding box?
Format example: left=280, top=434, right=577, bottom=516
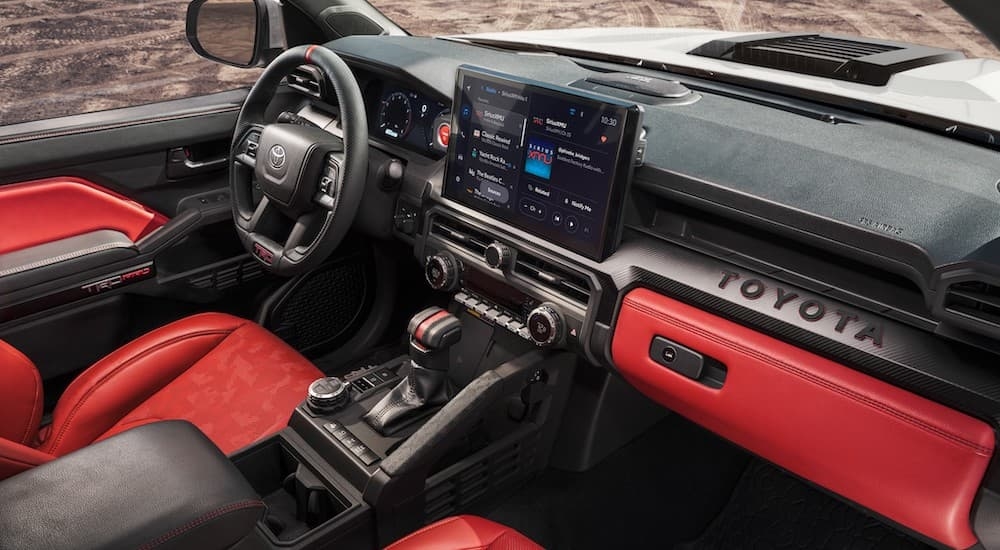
left=407, top=307, right=462, bottom=350
left=363, top=307, right=461, bottom=434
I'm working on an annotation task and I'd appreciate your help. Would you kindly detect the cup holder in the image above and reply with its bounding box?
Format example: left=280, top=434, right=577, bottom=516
left=234, top=438, right=348, bottom=542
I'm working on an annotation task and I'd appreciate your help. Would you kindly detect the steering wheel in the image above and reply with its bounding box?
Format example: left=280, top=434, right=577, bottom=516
left=229, top=45, right=368, bottom=276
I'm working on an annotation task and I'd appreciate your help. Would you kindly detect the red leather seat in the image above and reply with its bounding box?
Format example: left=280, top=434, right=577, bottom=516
left=386, top=515, right=543, bottom=550
left=0, top=313, right=322, bottom=480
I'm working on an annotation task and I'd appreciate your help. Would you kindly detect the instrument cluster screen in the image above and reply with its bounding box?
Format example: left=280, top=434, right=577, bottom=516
left=443, top=68, right=641, bottom=261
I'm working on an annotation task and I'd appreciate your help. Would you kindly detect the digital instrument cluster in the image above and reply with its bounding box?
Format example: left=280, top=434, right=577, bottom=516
left=368, top=81, right=450, bottom=158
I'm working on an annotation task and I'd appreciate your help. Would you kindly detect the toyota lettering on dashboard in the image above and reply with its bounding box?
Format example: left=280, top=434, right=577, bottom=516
left=444, top=68, right=642, bottom=261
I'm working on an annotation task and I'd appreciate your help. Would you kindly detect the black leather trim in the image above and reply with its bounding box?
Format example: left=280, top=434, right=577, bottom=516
left=0, top=230, right=135, bottom=277
left=0, top=231, right=138, bottom=295
left=0, top=421, right=262, bottom=550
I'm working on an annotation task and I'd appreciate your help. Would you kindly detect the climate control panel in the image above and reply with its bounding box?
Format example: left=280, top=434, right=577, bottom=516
left=454, top=290, right=566, bottom=347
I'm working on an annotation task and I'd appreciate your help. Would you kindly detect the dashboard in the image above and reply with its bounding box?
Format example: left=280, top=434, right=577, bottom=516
left=284, top=35, right=1000, bottom=435
left=271, top=33, right=1000, bottom=549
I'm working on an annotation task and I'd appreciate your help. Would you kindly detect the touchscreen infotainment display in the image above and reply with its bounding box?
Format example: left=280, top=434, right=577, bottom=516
left=443, top=68, right=641, bottom=261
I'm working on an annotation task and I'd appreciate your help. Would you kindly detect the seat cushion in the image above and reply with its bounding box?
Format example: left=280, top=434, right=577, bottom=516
left=39, top=313, right=322, bottom=457
left=385, top=516, right=543, bottom=550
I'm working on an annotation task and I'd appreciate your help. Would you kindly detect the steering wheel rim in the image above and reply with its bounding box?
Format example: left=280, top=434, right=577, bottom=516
left=229, top=45, right=368, bottom=276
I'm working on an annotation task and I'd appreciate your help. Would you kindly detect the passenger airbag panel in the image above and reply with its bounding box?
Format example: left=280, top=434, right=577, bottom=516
left=612, top=288, right=994, bottom=549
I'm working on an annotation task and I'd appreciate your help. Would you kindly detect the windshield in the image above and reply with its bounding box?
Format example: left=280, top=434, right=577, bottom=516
left=371, top=0, right=1000, bottom=60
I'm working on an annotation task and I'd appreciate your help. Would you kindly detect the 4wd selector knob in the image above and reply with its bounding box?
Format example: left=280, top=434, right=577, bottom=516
left=526, top=305, right=563, bottom=347
left=307, top=377, right=349, bottom=414
left=425, top=252, right=461, bottom=291
left=484, top=242, right=512, bottom=270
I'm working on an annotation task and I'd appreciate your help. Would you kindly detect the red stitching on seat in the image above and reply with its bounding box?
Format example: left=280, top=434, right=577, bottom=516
left=137, top=499, right=264, bottom=550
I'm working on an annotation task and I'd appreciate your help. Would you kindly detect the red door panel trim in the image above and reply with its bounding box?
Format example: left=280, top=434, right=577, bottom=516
left=612, top=288, right=995, bottom=549
left=0, top=177, right=168, bottom=256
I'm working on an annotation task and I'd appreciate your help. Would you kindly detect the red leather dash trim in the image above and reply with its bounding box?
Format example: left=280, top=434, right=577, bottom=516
left=611, top=289, right=995, bottom=549
left=0, top=177, right=168, bottom=255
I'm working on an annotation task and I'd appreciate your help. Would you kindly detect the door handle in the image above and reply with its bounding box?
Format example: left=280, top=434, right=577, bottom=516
left=167, top=146, right=227, bottom=179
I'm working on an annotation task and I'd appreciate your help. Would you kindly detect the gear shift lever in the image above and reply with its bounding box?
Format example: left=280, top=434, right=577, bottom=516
left=363, top=307, right=461, bottom=434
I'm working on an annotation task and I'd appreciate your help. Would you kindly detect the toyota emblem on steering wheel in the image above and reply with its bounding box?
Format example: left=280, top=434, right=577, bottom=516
left=268, top=144, right=286, bottom=170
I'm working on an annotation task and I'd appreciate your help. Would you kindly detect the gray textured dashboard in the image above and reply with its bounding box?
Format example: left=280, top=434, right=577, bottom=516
left=326, top=35, right=1000, bottom=422
left=330, top=35, right=1000, bottom=290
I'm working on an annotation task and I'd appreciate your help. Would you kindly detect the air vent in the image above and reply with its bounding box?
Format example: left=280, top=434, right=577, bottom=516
left=943, top=281, right=1000, bottom=329
left=286, top=65, right=324, bottom=99
left=689, top=33, right=963, bottom=86
left=430, top=217, right=491, bottom=257
left=514, top=252, right=592, bottom=305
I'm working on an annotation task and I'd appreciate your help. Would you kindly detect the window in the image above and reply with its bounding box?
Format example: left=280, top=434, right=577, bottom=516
left=0, top=1, right=259, bottom=127
left=371, top=0, right=999, bottom=59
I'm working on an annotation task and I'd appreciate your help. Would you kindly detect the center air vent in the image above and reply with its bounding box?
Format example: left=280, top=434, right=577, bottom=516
left=430, top=216, right=592, bottom=305
left=514, top=252, right=592, bottom=305
left=286, top=65, right=325, bottom=99
left=689, top=33, right=963, bottom=86
left=942, top=281, right=1000, bottom=330
left=430, top=217, right=491, bottom=257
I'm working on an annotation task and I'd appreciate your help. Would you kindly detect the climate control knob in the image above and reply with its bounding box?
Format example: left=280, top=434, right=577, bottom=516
left=484, top=242, right=513, bottom=270
left=526, top=305, right=563, bottom=347
left=425, top=252, right=461, bottom=291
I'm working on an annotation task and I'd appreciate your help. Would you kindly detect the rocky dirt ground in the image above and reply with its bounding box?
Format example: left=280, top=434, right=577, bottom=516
left=1, top=0, right=998, bottom=126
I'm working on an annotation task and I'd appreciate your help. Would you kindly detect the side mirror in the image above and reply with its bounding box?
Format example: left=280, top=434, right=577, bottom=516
left=186, top=0, right=285, bottom=68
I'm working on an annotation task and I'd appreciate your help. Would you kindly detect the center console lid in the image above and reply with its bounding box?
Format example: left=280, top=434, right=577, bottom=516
left=0, top=421, right=263, bottom=550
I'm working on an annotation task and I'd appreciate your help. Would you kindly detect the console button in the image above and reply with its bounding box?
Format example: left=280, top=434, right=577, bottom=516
left=358, top=450, right=379, bottom=466
left=362, top=373, right=382, bottom=387
left=494, top=313, right=512, bottom=326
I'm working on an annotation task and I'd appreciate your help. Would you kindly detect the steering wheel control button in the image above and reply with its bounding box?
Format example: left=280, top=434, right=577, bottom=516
left=649, top=337, right=705, bottom=380
left=307, top=376, right=349, bottom=414
left=484, top=242, right=513, bottom=270
left=425, top=252, right=461, bottom=291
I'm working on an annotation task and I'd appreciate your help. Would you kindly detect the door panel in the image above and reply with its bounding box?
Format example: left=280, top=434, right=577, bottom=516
left=0, top=90, right=280, bottom=383
left=0, top=177, right=167, bottom=255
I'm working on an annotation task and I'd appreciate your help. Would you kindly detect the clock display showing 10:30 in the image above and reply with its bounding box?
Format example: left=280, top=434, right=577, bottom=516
left=600, top=114, right=619, bottom=127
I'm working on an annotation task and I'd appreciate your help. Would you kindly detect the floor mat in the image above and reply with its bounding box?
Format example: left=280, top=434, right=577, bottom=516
left=680, top=460, right=931, bottom=550
left=483, top=414, right=750, bottom=549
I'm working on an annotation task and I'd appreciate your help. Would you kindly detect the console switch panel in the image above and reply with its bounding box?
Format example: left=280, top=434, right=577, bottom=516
left=650, top=336, right=704, bottom=380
